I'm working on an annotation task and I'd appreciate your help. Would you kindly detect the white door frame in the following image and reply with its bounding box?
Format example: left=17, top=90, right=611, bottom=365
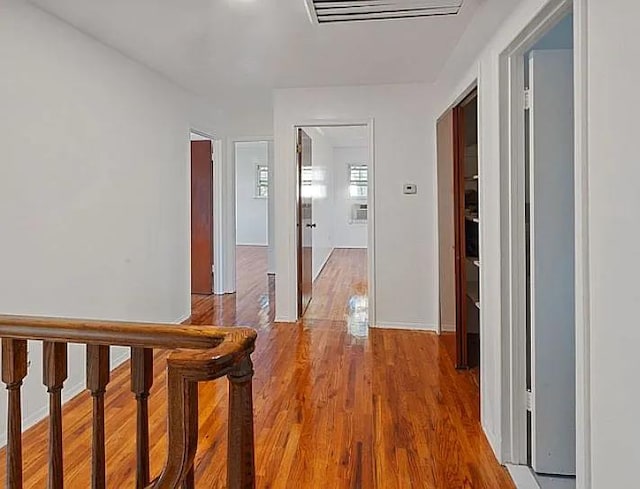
left=293, top=119, right=376, bottom=326
left=498, top=0, right=591, bottom=486
left=218, top=136, right=274, bottom=295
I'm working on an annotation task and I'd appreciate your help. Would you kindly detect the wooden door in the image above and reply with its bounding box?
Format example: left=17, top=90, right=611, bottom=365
left=297, top=129, right=313, bottom=317
left=191, top=140, right=213, bottom=295
left=437, top=111, right=456, bottom=334
left=528, top=49, right=576, bottom=475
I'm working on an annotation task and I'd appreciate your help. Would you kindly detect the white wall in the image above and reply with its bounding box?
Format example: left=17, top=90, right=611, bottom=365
left=0, top=0, right=220, bottom=445
left=584, top=1, right=640, bottom=486
left=274, top=84, right=437, bottom=330
left=333, top=146, right=368, bottom=249
left=306, top=128, right=335, bottom=280
left=235, top=141, right=268, bottom=246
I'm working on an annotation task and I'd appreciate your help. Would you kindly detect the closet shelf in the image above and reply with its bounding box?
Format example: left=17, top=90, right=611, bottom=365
left=465, top=213, right=480, bottom=224
left=467, top=257, right=480, bottom=267
left=466, top=281, right=480, bottom=309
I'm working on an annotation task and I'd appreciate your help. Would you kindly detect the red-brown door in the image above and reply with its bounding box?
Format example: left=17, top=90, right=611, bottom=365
left=191, top=140, right=213, bottom=295
left=297, top=129, right=313, bottom=317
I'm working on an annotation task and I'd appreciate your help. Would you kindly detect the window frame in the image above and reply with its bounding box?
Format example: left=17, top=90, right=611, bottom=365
left=255, top=164, right=269, bottom=199
left=348, top=163, right=368, bottom=200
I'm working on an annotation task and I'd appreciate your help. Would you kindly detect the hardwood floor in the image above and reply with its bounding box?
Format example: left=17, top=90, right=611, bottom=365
left=0, top=247, right=514, bottom=488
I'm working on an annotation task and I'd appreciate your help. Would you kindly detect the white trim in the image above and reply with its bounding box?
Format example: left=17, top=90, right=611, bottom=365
left=506, top=465, right=542, bottom=489
left=237, top=242, right=269, bottom=247
left=313, top=247, right=335, bottom=282
left=498, top=2, right=590, bottom=485
left=213, top=138, right=227, bottom=294
left=373, top=322, right=438, bottom=332
left=224, top=136, right=275, bottom=295
left=573, top=1, right=590, bottom=487
left=292, top=119, right=377, bottom=327
left=440, top=323, right=456, bottom=333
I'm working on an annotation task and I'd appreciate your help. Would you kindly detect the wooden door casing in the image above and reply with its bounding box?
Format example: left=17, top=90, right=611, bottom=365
left=191, top=140, right=213, bottom=295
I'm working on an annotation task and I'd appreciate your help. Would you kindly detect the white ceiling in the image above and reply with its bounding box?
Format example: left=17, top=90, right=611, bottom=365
left=28, top=0, right=481, bottom=101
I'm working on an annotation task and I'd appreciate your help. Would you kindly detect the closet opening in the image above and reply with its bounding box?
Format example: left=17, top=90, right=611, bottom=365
left=436, top=87, right=480, bottom=389
left=499, top=3, right=578, bottom=487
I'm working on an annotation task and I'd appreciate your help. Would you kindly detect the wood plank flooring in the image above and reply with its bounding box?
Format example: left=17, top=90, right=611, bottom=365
left=0, top=246, right=514, bottom=488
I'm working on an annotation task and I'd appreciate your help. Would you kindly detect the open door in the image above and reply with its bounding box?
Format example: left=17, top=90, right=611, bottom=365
left=191, top=140, right=213, bottom=295
left=528, top=49, right=576, bottom=475
left=297, top=129, right=313, bottom=317
left=437, top=111, right=456, bottom=334
left=451, top=91, right=479, bottom=371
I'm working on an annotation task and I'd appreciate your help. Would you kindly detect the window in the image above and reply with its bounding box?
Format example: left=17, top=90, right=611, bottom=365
left=348, top=164, right=368, bottom=199
left=255, top=164, right=268, bottom=198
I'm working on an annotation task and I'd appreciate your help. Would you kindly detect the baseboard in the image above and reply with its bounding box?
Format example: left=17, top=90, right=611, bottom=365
left=236, top=243, right=268, bottom=247
left=275, top=316, right=297, bottom=323
left=441, top=322, right=456, bottom=333
left=372, top=322, right=438, bottom=332
left=505, top=465, right=541, bottom=489
left=313, top=248, right=335, bottom=282
left=482, top=424, right=503, bottom=465
left=174, top=312, right=192, bottom=324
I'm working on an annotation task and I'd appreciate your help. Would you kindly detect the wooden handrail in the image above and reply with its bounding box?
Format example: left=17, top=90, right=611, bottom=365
left=0, top=315, right=257, bottom=489
left=0, top=315, right=254, bottom=350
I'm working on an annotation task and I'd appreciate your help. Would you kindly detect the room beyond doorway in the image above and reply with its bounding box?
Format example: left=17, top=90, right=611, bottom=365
left=233, top=140, right=273, bottom=322
left=294, top=125, right=372, bottom=333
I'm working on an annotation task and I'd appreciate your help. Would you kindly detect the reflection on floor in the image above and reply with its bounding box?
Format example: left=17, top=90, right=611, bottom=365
left=0, top=247, right=514, bottom=488
left=304, top=248, right=369, bottom=339
left=190, top=245, right=274, bottom=328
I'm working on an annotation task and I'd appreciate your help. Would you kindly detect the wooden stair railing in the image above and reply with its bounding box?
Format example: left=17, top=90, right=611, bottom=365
left=0, top=315, right=257, bottom=489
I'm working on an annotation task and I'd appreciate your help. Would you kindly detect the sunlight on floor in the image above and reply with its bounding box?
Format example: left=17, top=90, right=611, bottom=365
left=347, top=295, right=368, bottom=338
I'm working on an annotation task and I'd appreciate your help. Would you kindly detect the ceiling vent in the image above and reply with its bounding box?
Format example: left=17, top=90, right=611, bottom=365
left=305, top=0, right=463, bottom=24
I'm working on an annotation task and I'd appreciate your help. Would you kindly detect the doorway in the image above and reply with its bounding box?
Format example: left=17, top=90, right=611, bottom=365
left=437, top=89, right=480, bottom=381
left=190, top=132, right=214, bottom=295
left=294, top=124, right=373, bottom=333
left=501, top=5, right=577, bottom=488
left=233, top=140, right=273, bottom=322
left=525, top=12, right=576, bottom=488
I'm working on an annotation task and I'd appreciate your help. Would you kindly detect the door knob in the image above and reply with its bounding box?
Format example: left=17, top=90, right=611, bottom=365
left=306, top=223, right=317, bottom=228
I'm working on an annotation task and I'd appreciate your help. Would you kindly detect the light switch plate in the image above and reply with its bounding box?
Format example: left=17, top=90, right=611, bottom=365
left=403, top=183, right=418, bottom=195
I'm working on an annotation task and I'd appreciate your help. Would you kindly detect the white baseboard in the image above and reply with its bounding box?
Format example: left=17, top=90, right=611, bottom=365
left=505, top=465, right=541, bottom=489
left=440, top=322, right=456, bottom=333
left=372, top=322, right=438, bottom=332
left=313, top=248, right=335, bottom=282
left=173, top=312, right=192, bottom=324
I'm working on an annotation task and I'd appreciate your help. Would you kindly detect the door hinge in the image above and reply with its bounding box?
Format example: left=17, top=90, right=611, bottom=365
left=296, top=142, right=302, bottom=154
left=524, top=89, right=531, bottom=110
left=526, top=389, right=533, bottom=412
